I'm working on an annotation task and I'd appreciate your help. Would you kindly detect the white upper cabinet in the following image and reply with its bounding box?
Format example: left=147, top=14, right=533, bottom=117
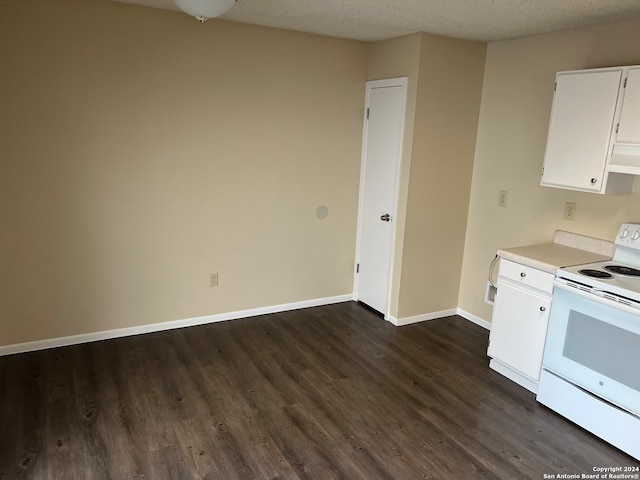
left=616, top=67, right=640, bottom=145
left=541, top=67, right=635, bottom=194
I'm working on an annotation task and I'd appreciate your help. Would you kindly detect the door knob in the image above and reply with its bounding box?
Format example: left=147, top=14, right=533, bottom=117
left=380, top=214, right=391, bottom=222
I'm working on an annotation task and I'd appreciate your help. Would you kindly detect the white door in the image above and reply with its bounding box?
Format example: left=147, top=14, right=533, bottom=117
left=355, top=78, right=407, bottom=315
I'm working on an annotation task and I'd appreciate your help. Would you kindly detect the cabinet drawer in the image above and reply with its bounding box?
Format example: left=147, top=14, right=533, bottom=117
left=498, top=258, right=554, bottom=294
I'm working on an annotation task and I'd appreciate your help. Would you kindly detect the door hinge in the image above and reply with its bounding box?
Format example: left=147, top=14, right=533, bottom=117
left=356, top=263, right=360, bottom=273
left=616, top=123, right=620, bottom=134
left=366, top=108, right=370, bottom=119
left=624, top=77, right=628, bottom=88
left=554, top=81, right=557, bottom=92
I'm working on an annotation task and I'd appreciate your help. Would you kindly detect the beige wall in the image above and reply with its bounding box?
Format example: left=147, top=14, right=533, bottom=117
left=0, top=0, right=368, bottom=345
left=459, top=20, right=640, bottom=323
left=398, top=33, right=485, bottom=318
left=6, top=0, right=639, bottom=348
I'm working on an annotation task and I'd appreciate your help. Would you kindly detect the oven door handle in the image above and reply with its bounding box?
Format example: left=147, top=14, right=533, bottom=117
left=553, top=279, right=640, bottom=315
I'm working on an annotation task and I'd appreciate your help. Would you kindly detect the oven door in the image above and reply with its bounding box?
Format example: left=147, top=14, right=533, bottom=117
left=542, top=281, right=640, bottom=417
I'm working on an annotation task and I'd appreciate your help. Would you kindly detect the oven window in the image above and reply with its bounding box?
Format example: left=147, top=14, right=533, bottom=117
left=564, top=311, right=640, bottom=391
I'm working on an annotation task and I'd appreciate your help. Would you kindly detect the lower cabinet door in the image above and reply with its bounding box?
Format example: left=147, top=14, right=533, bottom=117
left=488, top=280, right=551, bottom=381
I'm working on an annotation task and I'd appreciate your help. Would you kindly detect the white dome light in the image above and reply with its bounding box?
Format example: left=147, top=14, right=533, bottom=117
left=173, top=0, right=237, bottom=22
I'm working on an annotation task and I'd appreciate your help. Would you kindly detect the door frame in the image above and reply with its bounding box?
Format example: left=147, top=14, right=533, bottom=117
left=353, top=77, right=408, bottom=319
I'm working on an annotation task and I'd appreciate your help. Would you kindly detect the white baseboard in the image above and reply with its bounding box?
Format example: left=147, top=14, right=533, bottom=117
left=387, top=308, right=458, bottom=326
left=456, top=308, right=491, bottom=330
left=0, top=294, right=353, bottom=357
left=386, top=308, right=491, bottom=329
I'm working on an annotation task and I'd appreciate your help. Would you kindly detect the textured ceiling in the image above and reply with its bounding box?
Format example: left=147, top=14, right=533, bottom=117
left=112, top=0, right=640, bottom=42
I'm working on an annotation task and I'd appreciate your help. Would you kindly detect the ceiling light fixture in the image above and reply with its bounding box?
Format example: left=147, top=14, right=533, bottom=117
left=173, top=0, right=237, bottom=23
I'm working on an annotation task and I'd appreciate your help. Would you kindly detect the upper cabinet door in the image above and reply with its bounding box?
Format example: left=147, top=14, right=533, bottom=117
left=617, top=67, right=640, bottom=145
left=541, top=69, right=623, bottom=193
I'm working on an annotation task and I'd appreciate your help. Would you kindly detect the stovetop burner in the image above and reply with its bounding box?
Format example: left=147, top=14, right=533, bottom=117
left=603, top=265, right=640, bottom=277
left=578, top=269, right=614, bottom=279
left=556, top=224, right=640, bottom=302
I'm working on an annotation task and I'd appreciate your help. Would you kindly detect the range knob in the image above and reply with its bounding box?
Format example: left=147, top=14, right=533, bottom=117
left=621, top=228, right=630, bottom=239
left=633, top=230, right=640, bottom=241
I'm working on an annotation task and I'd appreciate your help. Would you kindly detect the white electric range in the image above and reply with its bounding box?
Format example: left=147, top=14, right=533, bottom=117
left=537, top=223, right=640, bottom=460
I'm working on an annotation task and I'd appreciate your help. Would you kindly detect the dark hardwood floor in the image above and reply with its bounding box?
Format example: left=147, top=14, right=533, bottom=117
left=0, top=302, right=637, bottom=479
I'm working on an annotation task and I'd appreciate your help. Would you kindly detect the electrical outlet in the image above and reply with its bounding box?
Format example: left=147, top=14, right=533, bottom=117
left=498, top=190, right=508, bottom=207
left=209, top=272, right=219, bottom=287
left=564, top=202, right=577, bottom=220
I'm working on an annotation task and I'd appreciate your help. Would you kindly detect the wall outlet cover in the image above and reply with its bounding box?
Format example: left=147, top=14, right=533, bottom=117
left=498, top=191, right=508, bottom=207
left=564, top=202, right=577, bottom=220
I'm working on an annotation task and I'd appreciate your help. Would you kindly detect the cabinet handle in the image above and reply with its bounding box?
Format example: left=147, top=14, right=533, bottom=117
left=540, top=306, right=546, bottom=312
left=590, top=178, right=597, bottom=184
left=520, top=272, right=526, bottom=278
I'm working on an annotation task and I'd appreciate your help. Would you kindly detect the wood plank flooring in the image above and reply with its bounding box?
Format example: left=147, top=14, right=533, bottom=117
left=0, top=301, right=637, bottom=479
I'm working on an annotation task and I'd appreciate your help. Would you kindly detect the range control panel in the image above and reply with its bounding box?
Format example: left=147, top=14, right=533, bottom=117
left=616, top=223, right=640, bottom=248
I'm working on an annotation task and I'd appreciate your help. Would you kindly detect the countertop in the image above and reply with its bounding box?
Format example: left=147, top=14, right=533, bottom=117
left=497, top=230, right=615, bottom=274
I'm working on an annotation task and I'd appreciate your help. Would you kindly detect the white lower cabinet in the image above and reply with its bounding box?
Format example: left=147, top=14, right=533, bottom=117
left=488, top=259, right=553, bottom=393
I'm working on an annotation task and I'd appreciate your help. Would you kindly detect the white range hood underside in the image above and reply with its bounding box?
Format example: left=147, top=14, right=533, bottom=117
left=609, top=145, right=640, bottom=175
